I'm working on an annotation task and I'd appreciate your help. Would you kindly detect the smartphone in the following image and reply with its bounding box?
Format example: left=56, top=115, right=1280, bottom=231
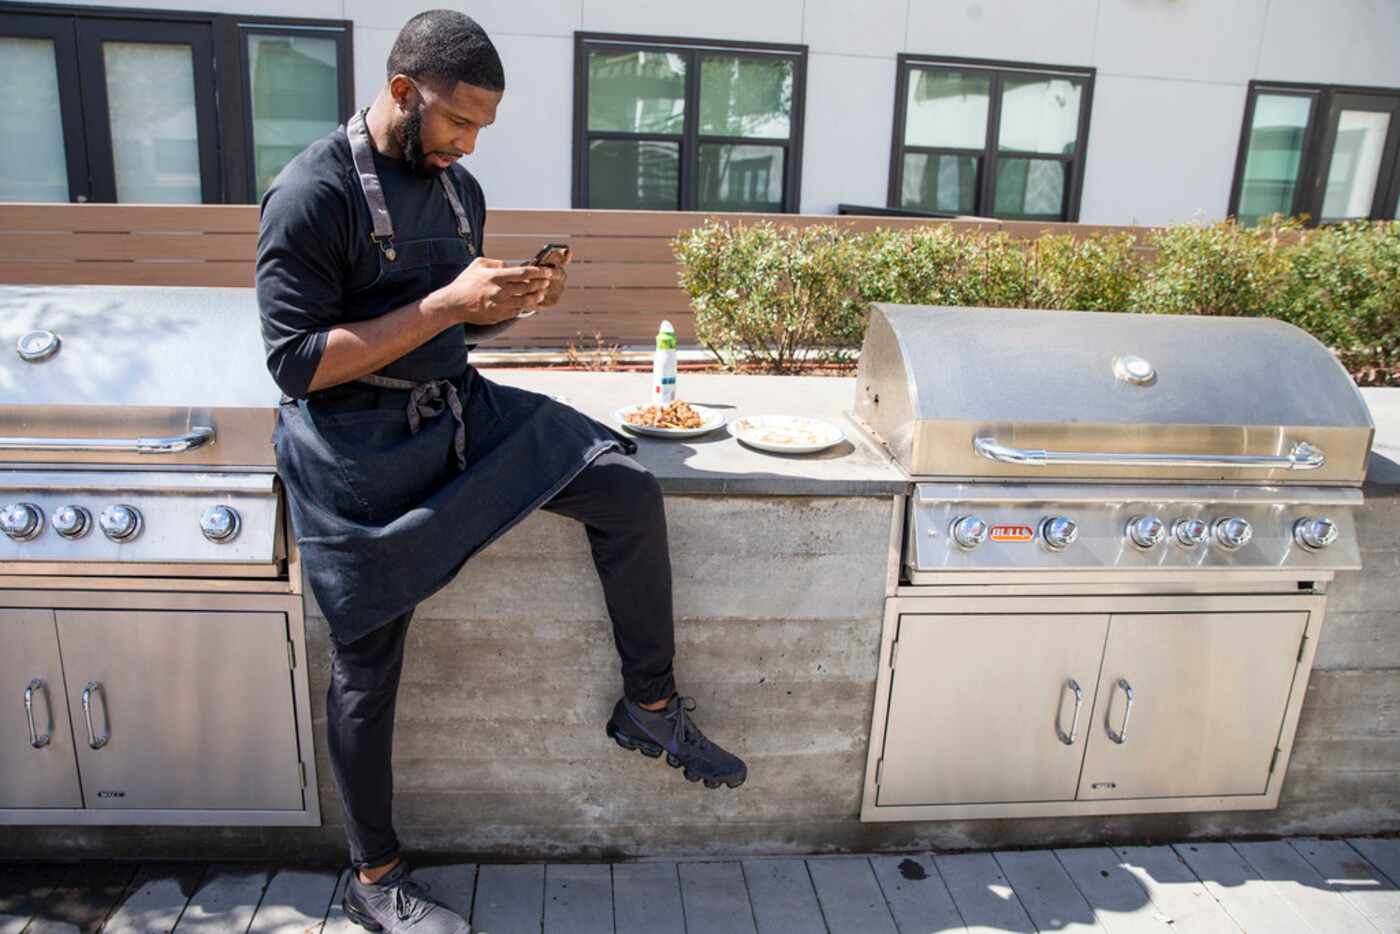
left=514, top=242, right=570, bottom=268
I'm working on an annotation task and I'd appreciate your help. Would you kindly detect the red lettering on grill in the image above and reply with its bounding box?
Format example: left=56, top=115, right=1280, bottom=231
left=989, top=524, right=1034, bottom=542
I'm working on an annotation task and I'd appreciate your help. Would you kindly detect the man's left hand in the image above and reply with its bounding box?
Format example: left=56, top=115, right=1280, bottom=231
left=539, top=250, right=570, bottom=308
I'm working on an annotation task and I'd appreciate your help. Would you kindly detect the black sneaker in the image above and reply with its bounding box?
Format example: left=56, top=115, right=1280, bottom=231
left=342, top=860, right=469, bottom=933
left=606, top=694, right=747, bottom=788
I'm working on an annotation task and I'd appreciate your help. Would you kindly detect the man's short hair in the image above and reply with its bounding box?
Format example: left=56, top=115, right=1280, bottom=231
left=387, top=10, right=505, bottom=92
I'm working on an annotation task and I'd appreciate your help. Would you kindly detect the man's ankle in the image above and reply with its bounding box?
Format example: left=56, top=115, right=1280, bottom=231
left=357, top=856, right=400, bottom=885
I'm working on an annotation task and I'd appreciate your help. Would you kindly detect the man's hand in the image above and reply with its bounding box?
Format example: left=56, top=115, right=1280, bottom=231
left=539, top=250, right=571, bottom=308
left=432, top=257, right=555, bottom=326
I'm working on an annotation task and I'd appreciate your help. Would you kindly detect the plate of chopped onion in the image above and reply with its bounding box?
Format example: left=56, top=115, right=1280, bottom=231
left=614, top=400, right=726, bottom=439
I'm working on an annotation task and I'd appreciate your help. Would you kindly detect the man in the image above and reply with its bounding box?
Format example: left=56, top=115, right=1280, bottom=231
left=256, top=11, right=745, bottom=933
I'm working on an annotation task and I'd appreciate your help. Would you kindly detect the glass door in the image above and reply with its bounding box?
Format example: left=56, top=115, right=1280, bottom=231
left=0, top=14, right=89, bottom=202
left=1308, top=92, right=1400, bottom=223
left=74, top=18, right=219, bottom=203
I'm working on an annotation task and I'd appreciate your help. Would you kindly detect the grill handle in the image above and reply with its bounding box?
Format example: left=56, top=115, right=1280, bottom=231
left=1055, top=678, right=1084, bottom=746
left=82, top=681, right=109, bottom=750
left=974, top=437, right=1325, bottom=471
left=24, top=678, right=52, bottom=749
left=0, top=426, right=214, bottom=455
left=1107, top=678, right=1134, bottom=745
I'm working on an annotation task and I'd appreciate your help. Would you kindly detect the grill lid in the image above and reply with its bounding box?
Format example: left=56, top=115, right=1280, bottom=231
left=0, top=284, right=277, bottom=468
left=853, top=305, right=1375, bottom=484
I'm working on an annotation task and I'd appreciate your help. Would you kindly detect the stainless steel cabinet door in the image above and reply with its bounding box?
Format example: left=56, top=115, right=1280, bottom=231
left=877, top=613, right=1109, bottom=806
left=55, top=610, right=303, bottom=810
left=1078, top=612, right=1308, bottom=800
left=0, top=608, right=83, bottom=808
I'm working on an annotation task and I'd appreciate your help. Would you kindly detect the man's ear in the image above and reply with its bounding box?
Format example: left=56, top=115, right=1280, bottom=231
left=387, top=74, right=418, bottom=111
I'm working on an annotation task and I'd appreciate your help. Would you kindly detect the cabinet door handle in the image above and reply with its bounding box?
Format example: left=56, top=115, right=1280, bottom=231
left=82, top=681, right=109, bottom=750
left=1107, top=678, right=1134, bottom=744
left=1056, top=678, right=1084, bottom=745
left=24, top=678, right=52, bottom=749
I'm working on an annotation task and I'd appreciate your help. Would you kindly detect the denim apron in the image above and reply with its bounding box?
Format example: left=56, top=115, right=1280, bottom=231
left=274, top=110, right=635, bottom=644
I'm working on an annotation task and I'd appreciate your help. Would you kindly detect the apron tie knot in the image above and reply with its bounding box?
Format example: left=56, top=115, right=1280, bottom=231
left=406, top=379, right=467, bottom=471
left=356, top=373, right=468, bottom=471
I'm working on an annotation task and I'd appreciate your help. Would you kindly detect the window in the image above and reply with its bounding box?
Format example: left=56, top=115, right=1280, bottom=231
left=889, top=55, right=1094, bottom=221
left=0, top=3, right=352, bottom=204
left=1230, top=82, right=1400, bottom=225
left=574, top=33, right=806, bottom=212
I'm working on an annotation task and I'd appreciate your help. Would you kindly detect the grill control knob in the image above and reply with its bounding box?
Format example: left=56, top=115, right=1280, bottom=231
left=949, top=515, right=989, bottom=549
left=1294, top=516, right=1338, bottom=551
left=1039, top=515, right=1079, bottom=552
left=1172, top=517, right=1210, bottom=548
left=52, top=505, right=92, bottom=540
left=200, top=505, right=241, bottom=543
left=1213, top=516, right=1253, bottom=551
left=1126, top=515, right=1167, bottom=549
left=99, top=504, right=142, bottom=543
left=0, top=503, right=43, bottom=542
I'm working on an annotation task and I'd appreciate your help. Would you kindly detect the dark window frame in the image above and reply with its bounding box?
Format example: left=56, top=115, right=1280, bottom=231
left=0, top=0, right=353, bottom=204
left=888, top=53, right=1095, bottom=222
left=1229, top=79, right=1400, bottom=225
left=0, top=11, right=89, bottom=201
left=572, top=31, right=808, bottom=212
left=226, top=21, right=355, bottom=202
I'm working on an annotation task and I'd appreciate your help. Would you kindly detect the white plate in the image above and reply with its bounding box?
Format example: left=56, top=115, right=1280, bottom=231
left=731, top=415, right=845, bottom=454
left=613, top=403, right=726, bottom=439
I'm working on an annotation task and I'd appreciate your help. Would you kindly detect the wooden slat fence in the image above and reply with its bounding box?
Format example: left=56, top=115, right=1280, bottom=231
left=0, top=204, right=1155, bottom=348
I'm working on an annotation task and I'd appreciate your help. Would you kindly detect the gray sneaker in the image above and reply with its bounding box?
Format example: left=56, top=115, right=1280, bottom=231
left=342, top=861, right=469, bottom=933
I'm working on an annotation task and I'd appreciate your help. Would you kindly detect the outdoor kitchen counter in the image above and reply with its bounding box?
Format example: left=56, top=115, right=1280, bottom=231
left=482, top=370, right=907, bottom=495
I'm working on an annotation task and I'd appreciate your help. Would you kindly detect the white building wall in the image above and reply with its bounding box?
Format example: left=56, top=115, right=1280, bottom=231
left=57, top=0, right=1400, bottom=224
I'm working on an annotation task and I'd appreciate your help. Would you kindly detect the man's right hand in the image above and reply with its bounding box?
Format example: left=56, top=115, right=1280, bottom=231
left=436, top=257, right=555, bottom=326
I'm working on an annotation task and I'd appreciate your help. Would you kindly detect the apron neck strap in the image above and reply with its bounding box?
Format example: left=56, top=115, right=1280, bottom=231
left=347, top=108, right=477, bottom=258
left=437, top=171, right=474, bottom=246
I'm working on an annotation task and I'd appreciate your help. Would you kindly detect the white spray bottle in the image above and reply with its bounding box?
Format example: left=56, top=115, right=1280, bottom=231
left=652, top=319, right=677, bottom=405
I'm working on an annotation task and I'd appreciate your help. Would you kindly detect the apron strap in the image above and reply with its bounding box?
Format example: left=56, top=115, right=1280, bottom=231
left=357, top=373, right=467, bottom=470
left=347, top=108, right=478, bottom=259
left=438, top=171, right=477, bottom=253
left=346, top=109, right=397, bottom=260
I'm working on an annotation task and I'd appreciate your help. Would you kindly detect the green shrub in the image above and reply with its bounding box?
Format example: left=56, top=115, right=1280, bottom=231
left=672, top=220, right=865, bottom=372
left=1281, top=221, right=1400, bottom=381
left=1128, top=217, right=1297, bottom=318
left=672, top=215, right=1400, bottom=382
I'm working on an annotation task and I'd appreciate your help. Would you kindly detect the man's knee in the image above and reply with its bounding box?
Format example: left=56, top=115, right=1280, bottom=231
left=594, top=454, right=666, bottom=526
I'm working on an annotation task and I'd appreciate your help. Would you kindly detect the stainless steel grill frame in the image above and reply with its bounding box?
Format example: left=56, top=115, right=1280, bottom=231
left=852, top=304, right=1373, bottom=823
left=1, top=284, right=319, bottom=828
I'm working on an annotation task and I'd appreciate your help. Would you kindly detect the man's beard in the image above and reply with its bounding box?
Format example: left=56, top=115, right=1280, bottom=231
left=397, top=106, right=441, bottom=178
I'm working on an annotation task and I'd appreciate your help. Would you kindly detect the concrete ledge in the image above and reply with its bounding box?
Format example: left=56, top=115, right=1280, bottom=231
left=482, top=371, right=908, bottom=496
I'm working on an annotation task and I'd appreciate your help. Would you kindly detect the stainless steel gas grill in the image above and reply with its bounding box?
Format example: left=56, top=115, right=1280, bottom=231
left=0, top=284, right=319, bottom=827
left=852, top=304, right=1374, bottom=821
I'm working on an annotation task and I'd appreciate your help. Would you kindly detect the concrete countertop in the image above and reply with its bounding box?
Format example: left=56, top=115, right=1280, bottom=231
left=481, top=370, right=908, bottom=496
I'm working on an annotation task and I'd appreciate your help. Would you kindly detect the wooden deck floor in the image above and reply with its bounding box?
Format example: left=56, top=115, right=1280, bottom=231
left=3, top=836, right=1398, bottom=933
